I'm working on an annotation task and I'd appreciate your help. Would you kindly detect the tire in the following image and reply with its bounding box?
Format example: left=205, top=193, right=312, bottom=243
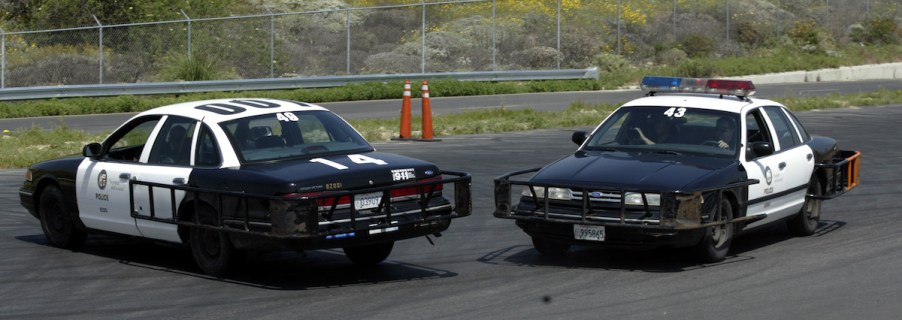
left=531, top=236, right=570, bottom=257
left=695, top=198, right=734, bottom=263
left=38, top=185, right=87, bottom=249
left=787, top=176, right=822, bottom=236
left=343, top=242, right=394, bottom=266
left=189, top=206, right=236, bottom=277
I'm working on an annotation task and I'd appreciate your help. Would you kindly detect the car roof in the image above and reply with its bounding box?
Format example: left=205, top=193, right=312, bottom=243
left=621, top=93, right=783, bottom=114
left=137, top=98, right=329, bottom=123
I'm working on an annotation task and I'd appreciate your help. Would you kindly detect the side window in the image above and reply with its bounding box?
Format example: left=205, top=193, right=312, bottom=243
left=148, top=116, right=197, bottom=166
left=784, top=109, right=811, bottom=142
left=195, top=125, right=222, bottom=167
left=745, top=110, right=772, bottom=145
left=763, top=106, right=801, bottom=150
left=104, top=116, right=162, bottom=162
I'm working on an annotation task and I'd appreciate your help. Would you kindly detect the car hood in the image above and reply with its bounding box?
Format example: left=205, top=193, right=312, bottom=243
left=529, top=150, right=739, bottom=192
left=191, top=151, right=440, bottom=195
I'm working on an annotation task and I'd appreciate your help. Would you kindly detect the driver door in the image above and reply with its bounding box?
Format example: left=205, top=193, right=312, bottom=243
left=77, top=116, right=164, bottom=236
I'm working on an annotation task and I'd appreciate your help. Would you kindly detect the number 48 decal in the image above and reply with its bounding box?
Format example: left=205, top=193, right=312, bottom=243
left=663, top=107, right=686, bottom=117
left=276, top=112, right=299, bottom=122
left=311, top=154, right=388, bottom=170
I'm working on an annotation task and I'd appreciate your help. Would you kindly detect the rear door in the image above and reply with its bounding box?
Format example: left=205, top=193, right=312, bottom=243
left=132, top=116, right=198, bottom=243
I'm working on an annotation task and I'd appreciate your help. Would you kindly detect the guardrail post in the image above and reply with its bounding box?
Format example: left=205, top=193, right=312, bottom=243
left=180, top=10, right=192, bottom=57
left=421, top=0, right=426, bottom=73
left=265, top=6, right=275, bottom=78
left=346, top=9, right=351, bottom=74
left=93, top=15, right=103, bottom=84
left=1, top=28, right=5, bottom=88
left=491, top=0, right=496, bottom=71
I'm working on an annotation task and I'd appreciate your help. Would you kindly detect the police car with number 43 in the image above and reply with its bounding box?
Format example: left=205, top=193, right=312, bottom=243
left=494, top=76, right=861, bottom=262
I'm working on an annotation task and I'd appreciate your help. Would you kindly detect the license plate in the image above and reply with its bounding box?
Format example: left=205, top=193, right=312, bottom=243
left=354, top=192, right=383, bottom=210
left=574, top=224, right=605, bottom=241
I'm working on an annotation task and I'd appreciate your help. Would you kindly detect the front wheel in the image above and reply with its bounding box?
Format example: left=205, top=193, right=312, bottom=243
left=787, top=176, right=822, bottom=236
left=189, top=206, right=237, bottom=277
left=344, top=242, right=394, bottom=266
left=38, top=185, right=87, bottom=249
left=694, top=198, right=734, bottom=263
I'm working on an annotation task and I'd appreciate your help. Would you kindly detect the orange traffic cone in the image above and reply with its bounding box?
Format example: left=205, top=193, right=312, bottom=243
left=417, top=80, right=440, bottom=141
left=392, top=80, right=412, bottom=141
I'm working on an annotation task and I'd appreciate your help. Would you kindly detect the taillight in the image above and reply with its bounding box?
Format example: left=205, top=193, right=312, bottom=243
left=282, top=192, right=351, bottom=207
left=390, top=177, right=444, bottom=198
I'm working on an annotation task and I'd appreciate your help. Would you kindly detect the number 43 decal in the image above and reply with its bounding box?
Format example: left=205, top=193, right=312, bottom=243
left=663, top=107, right=686, bottom=117
left=311, top=154, right=387, bottom=170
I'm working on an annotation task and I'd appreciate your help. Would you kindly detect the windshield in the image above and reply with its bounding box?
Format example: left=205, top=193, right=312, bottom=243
left=584, top=106, right=740, bottom=157
left=220, top=110, right=372, bottom=163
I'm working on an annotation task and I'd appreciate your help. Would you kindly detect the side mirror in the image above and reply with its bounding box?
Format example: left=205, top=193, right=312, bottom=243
left=572, top=131, right=588, bottom=146
left=748, top=141, right=773, bottom=158
left=83, top=143, right=103, bottom=158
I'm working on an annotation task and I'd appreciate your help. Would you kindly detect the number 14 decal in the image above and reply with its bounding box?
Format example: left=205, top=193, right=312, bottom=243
left=311, top=154, right=388, bottom=170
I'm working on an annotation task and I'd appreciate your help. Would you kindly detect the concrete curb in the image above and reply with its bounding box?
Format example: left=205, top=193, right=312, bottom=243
left=729, top=62, right=902, bottom=84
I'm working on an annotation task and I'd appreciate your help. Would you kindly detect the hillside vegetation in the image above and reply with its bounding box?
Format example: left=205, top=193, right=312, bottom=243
left=0, top=0, right=898, bottom=118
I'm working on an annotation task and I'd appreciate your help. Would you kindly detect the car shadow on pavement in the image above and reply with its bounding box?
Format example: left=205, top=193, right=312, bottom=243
left=477, top=219, right=847, bottom=273
left=15, top=233, right=457, bottom=290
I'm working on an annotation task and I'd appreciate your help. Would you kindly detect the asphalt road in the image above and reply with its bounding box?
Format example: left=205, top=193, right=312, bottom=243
left=0, top=79, right=900, bottom=133
left=1, top=101, right=900, bottom=319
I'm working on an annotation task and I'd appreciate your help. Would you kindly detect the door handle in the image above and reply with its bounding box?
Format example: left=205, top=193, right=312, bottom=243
left=807, top=154, right=813, bottom=161
left=119, top=173, right=132, bottom=180
left=172, top=177, right=186, bottom=185
left=779, top=162, right=786, bottom=169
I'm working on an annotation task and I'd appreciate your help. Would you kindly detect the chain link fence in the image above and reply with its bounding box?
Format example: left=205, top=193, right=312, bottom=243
left=0, top=0, right=899, bottom=88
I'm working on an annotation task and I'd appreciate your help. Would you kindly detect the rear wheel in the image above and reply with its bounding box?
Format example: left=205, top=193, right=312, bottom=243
left=189, top=206, right=236, bottom=277
left=695, top=198, right=734, bottom=263
left=38, top=185, right=87, bottom=249
left=532, top=236, right=570, bottom=257
left=344, top=242, right=394, bottom=266
left=787, top=176, right=822, bottom=236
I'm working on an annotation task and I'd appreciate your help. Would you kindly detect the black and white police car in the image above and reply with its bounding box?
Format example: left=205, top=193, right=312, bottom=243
left=494, top=76, right=860, bottom=262
left=19, top=98, right=471, bottom=276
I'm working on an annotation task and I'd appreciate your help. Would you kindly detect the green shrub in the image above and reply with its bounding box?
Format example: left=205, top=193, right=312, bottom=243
left=676, top=60, right=715, bottom=77
left=592, top=52, right=631, bottom=73
left=859, top=17, right=899, bottom=45
left=157, top=53, right=222, bottom=81
left=656, top=48, right=688, bottom=66
left=679, top=34, right=715, bottom=58
left=512, top=46, right=561, bottom=69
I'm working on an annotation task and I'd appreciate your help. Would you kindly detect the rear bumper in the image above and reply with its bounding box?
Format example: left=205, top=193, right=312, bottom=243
left=230, top=216, right=453, bottom=251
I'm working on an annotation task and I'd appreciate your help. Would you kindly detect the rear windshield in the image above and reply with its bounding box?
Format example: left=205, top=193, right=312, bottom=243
left=220, top=110, right=372, bottom=163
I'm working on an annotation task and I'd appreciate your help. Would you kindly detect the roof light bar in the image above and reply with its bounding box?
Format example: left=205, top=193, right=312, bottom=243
left=640, top=76, right=756, bottom=97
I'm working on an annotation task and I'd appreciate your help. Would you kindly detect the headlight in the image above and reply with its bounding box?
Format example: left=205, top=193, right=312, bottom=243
left=623, top=192, right=660, bottom=206
left=521, top=186, right=572, bottom=201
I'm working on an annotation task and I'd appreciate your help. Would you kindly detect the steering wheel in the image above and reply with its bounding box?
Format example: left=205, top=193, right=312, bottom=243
left=701, top=140, right=721, bottom=147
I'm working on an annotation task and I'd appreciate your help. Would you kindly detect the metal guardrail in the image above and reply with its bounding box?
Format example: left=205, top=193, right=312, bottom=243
left=0, top=68, right=599, bottom=101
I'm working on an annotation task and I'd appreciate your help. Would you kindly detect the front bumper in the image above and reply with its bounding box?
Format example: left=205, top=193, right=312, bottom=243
left=493, top=168, right=763, bottom=248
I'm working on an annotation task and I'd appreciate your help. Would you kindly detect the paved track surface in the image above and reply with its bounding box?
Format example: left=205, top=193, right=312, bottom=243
left=0, top=79, right=899, bottom=133
left=1, top=101, right=900, bottom=319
